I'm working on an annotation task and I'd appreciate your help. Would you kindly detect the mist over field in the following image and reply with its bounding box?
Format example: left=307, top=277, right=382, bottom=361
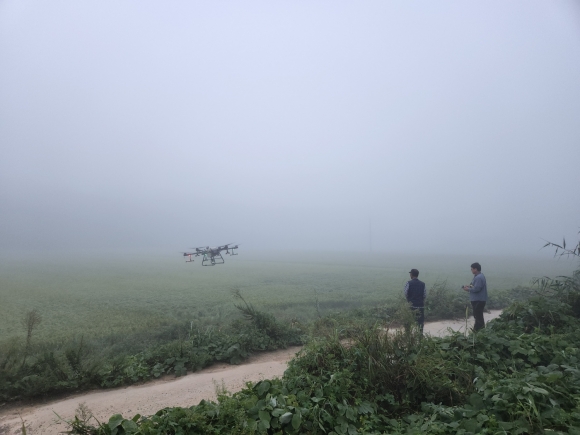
left=3, top=5, right=580, bottom=429
left=0, top=248, right=575, bottom=347
left=3, top=7, right=580, bottom=432
left=1, top=1, right=579, bottom=258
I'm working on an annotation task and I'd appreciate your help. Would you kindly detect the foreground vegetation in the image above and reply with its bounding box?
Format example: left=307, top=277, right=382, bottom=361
left=0, top=276, right=528, bottom=402
left=2, top=247, right=578, bottom=434
left=65, top=266, right=580, bottom=434
left=2, top=250, right=560, bottom=403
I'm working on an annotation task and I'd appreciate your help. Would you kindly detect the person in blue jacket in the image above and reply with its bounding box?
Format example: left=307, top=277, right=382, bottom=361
left=462, top=262, right=488, bottom=331
left=404, top=268, right=426, bottom=333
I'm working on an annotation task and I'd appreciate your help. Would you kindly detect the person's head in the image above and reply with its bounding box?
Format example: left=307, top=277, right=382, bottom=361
left=409, top=268, right=419, bottom=278
left=471, top=262, right=481, bottom=274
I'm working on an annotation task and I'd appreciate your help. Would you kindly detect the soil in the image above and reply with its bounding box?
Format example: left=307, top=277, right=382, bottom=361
left=0, top=310, right=502, bottom=435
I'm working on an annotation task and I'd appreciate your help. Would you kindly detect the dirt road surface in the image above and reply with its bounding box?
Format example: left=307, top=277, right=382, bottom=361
left=0, top=310, right=502, bottom=435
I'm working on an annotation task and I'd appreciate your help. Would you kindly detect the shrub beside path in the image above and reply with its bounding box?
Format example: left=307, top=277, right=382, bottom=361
left=0, top=310, right=502, bottom=435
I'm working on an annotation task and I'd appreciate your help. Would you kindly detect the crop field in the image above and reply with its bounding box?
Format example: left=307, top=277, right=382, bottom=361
left=0, top=249, right=575, bottom=347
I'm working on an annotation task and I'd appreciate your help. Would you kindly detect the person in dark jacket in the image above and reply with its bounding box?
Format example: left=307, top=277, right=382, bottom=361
left=404, top=268, right=426, bottom=333
left=462, top=262, right=488, bottom=331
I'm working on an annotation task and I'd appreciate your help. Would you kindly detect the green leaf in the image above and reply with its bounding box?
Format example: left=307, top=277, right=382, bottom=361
left=280, top=412, right=293, bottom=424
left=498, top=421, right=515, bottom=430
left=257, top=381, right=271, bottom=397
left=272, top=408, right=285, bottom=417
left=345, top=407, right=356, bottom=421
left=462, top=417, right=480, bottom=432
left=108, top=414, right=125, bottom=430
left=358, top=402, right=373, bottom=414
left=545, top=372, right=563, bottom=383
left=259, top=410, right=271, bottom=423
left=292, top=412, right=302, bottom=430
left=121, top=419, right=139, bottom=432
left=247, top=419, right=257, bottom=431
left=469, top=393, right=485, bottom=410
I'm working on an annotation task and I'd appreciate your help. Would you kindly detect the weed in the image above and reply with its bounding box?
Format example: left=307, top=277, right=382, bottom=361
left=20, top=309, right=41, bottom=368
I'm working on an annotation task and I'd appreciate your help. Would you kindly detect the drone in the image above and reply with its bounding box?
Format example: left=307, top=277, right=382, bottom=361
left=182, top=243, right=239, bottom=266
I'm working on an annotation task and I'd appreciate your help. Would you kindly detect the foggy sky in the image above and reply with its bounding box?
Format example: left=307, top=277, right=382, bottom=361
left=1, top=1, right=579, bottom=255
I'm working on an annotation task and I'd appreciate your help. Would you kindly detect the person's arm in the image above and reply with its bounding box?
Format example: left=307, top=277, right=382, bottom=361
left=423, top=285, right=426, bottom=302
left=404, top=281, right=409, bottom=300
left=469, top=275, right=485, bottom=294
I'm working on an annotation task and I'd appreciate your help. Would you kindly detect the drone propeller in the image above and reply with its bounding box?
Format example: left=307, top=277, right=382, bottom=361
left=225, top=244, right=240, bottom=254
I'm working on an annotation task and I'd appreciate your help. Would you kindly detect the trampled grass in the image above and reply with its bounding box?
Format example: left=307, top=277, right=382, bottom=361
left=0, top=249, right=575, bottom=347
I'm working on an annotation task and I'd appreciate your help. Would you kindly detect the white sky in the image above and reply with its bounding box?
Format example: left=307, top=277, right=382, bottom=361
left=1, top=1, right=579, bottom=254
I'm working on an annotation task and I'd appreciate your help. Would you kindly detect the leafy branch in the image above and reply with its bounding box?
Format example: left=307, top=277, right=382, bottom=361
left=542, top=229, right=580, bottom=258
left=231, top=288, right=258, bottom=320
left=535, top=229, right=580, bottom=296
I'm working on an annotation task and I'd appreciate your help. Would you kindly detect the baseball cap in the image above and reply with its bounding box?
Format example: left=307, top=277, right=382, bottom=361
left=409, top=268, right=419, bottom=276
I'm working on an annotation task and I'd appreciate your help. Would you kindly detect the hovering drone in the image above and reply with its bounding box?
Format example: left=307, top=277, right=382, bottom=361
left=182, top=243, right=239, bottom=266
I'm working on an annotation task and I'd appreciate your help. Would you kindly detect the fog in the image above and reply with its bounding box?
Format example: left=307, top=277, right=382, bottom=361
left=1, top=1, right=579, bottom=256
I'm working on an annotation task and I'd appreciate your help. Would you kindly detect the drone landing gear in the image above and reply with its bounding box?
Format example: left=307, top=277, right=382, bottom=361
left=202, top=253, right=225, bottom=266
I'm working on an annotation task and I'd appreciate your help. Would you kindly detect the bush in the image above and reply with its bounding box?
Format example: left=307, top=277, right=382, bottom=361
left=66, top=267, right=580, bottom=435
left=0, top=294, right=305, bottom=401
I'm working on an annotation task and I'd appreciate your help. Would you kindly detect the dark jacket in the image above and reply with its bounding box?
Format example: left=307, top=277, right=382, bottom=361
left=405, top=278, right=426, bottom=308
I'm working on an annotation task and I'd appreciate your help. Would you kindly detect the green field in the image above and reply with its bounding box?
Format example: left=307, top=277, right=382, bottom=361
left=0, top=249, right=575, bottom=347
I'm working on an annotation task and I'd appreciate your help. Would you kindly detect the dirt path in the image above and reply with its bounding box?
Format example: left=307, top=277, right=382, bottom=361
left=0, top=310, right=502, bottom=435
left=423, top=309, right=502, bottom=337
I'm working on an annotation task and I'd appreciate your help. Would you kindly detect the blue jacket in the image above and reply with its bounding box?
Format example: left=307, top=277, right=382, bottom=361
left=469, top=272, right=488, bottom=302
